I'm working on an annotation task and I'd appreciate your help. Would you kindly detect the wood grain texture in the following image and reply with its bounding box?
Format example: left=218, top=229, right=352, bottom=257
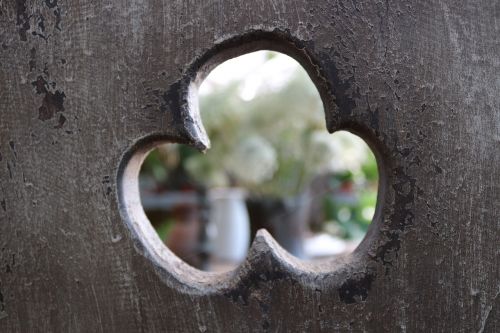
left=0, top=0, right=499, bottom=332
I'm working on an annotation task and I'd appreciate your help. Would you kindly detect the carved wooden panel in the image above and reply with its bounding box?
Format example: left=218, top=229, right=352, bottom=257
left=1, top=1, right=498, bottom=331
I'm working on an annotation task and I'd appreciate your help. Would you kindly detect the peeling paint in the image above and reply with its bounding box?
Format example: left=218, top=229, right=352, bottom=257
left=15, top=0, right=30, bottom=42
left=31, top=76, right=66, bottom=121
left=338, top=273, right=375, bottom=304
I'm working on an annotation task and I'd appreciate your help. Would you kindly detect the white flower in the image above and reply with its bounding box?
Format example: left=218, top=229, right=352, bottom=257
left=334, top=131, right=369, bottom=172
left=309, top=130, right=369, bottom=174
left=225, top=136, right=278, bottom=184
left=308, top=131, right=342, bottom=174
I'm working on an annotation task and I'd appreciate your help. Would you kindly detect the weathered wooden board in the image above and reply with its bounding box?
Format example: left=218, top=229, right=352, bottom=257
left=1, top=1, right=499, bottom=332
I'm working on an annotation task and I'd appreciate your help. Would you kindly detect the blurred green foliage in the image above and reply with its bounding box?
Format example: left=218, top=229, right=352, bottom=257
left=155, top=218, right=175, bottom=242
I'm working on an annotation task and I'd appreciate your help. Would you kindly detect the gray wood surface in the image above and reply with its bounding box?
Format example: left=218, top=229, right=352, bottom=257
left=1, top=1, right=499, bottom=332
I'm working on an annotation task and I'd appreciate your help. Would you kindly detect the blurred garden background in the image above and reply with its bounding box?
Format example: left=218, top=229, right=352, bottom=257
left=139, top=51, right=378, bottom=271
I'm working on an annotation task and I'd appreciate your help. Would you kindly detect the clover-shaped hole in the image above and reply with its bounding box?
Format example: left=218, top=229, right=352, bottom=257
left=137, top=51, right=379, bottom=272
